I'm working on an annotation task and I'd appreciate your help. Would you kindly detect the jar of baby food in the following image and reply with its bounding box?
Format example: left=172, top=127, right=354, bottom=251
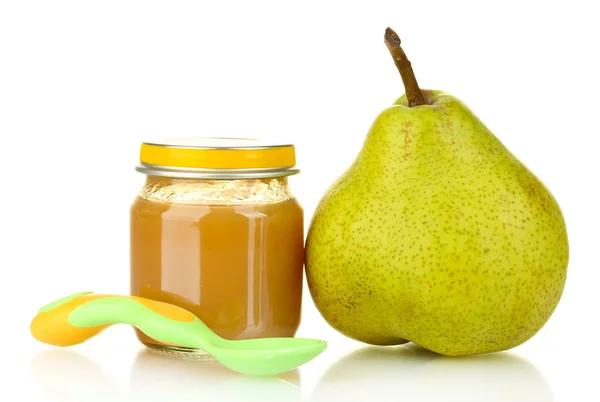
left=130, top=138, right=304, bottom=355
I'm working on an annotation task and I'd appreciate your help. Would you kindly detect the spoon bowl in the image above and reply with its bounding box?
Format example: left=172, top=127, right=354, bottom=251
left=212, top=338, right=328, bottom=376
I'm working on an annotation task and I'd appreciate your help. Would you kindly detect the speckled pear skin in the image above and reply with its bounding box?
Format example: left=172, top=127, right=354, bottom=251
left=305, top=90, right=568, bottom=356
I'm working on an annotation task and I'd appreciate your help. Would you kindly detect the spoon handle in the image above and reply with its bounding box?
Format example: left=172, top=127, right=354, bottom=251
left=30, top=292, right=218, bottom=349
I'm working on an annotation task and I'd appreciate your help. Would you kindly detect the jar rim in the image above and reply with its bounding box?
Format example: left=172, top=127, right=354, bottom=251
left=136, top=163, right=300, bottom=179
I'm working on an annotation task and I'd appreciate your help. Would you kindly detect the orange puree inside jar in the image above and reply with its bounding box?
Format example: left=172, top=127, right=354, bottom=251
left=131, top=175, right=304, bottom=349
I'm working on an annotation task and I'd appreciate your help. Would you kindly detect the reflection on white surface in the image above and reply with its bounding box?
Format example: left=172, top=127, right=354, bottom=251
left=31, top=349, right=119, bottom=401
left=29, top=344, right=554, bottom=402
left=311, top=344, right=554, bottom=402
left=30, top=348, right=302, bottom=402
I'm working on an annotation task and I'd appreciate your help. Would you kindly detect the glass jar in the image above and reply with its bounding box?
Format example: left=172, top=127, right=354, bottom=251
left=130, top=138, right=303, bottom=355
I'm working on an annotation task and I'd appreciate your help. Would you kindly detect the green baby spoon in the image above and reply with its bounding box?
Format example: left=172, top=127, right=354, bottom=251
left=30, top=292, right=327, bottom=376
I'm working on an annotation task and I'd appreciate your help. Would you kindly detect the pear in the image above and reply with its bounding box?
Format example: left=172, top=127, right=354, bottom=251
left=305, top=28, right=568, bottom=356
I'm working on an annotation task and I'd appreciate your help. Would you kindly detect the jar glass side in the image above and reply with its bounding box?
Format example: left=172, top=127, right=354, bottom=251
left=130, top=176, right=304, bottom=351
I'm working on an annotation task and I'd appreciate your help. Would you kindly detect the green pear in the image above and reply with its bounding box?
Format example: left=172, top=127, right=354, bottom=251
left=305, top=28, right=568, bottom=356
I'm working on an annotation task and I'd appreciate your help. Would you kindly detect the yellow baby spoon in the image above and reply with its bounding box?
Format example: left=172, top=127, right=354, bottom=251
left=31, top=292, right=327, bottom=376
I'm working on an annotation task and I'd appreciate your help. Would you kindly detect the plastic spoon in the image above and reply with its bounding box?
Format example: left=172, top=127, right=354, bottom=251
left=30, top=292, right=327, bottom=376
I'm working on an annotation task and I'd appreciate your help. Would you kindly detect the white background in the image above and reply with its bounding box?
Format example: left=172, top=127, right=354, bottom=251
left=1, top=1, right=599, bottom=401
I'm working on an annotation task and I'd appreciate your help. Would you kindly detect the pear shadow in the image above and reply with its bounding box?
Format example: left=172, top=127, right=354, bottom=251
left=30, top=348, right=303, bottom=402
left=311, top=344, right=554, bottom=402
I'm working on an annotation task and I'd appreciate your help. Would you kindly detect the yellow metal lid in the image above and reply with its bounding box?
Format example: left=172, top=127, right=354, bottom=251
left=137, top=137, right=298, bottom=179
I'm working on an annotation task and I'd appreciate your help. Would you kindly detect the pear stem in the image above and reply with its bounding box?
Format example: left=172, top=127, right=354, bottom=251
left=384, top=27, right=426, bottom=107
